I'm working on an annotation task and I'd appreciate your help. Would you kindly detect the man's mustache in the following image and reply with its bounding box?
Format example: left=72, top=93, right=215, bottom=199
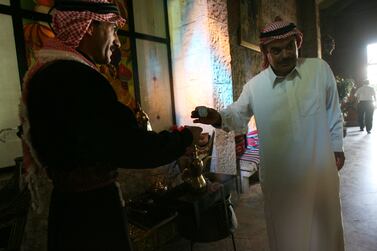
left=279, top=58, right=296, bottom=65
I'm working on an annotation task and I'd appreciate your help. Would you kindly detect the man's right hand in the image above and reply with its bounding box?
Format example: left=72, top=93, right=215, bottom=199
left=191, top=106, right=222, bottom=126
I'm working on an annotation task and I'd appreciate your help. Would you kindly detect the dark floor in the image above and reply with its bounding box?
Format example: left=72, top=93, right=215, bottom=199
left=160, top=126, right=377, bottom=251
left=340, top=126, right=377, bottom=251
left=1, top=124, right=376, bottom=251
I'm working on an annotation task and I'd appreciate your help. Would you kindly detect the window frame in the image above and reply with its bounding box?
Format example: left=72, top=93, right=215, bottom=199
left=0, top=0, right=176, bottom=124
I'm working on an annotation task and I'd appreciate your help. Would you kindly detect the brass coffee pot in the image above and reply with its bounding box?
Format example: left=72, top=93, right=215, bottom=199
left=135, top=102, right=152, bottom=131
left=182, top=145, right=207, bottom=193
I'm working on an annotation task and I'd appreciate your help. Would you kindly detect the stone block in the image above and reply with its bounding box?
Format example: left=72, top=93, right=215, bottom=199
left=207, top=0, right=228, bottom=23
left=168, top=0, right=208, bottom=29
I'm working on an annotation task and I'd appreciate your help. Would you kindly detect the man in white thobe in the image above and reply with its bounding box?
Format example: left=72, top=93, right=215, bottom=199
left=191, top=18, right=345, bottom=251
left=355, top=79, right=376, bottom=134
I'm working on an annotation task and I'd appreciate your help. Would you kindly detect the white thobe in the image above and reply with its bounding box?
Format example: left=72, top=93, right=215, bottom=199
left=220, top=58, right=344, bottom=251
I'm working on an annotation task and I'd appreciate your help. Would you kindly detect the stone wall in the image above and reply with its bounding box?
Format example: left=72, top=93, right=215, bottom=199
left=297, top=0, right=321, bottom=58
left=207, top=0, right=233, bottom=111
left=168, top=0, right=308, bottom=113
left=168, top=0, right=233, bottom=132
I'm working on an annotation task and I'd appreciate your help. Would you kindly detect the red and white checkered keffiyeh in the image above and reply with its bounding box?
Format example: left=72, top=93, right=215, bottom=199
left=259, top=18, right=303, bottom=69
left=52, top=0, right=126, bottom=48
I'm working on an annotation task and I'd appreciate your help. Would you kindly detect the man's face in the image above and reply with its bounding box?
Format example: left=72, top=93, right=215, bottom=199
left=91, top=22, right=121, bottom=64
left=265, top=36, right=298, bottom=76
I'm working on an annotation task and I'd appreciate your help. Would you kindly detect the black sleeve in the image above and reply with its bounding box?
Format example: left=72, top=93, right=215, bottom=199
left=27, top=60, right=192, bottom=170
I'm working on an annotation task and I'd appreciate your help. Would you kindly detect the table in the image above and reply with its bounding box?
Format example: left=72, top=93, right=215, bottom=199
left=174, top=173, right=237, bottom=246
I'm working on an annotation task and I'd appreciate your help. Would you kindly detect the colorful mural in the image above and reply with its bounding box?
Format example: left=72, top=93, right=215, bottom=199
left=99, top=36, right=136, bottom=110
left=23, top=0, right=55, bottom=67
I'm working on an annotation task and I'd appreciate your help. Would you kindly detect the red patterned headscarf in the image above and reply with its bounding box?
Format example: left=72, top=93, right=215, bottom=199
left=259, top=17, right=303, bottom=69
left=51, top=0, right=126, bottom=48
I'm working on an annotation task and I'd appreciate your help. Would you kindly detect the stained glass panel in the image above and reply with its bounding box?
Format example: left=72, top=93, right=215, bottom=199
left=136, top=39, right=172, bottom=131
left=0, top=14, right=22, bottom=167
left=133, top=0, right=166, bottom=38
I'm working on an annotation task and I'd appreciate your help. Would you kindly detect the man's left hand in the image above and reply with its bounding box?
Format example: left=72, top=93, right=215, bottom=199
left=334, top=151, right=345, bottom=171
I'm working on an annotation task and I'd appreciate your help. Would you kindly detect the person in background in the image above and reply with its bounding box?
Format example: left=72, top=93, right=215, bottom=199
left=323, top=34, right=336, bottom=56
left=19, top=1, right=193, bottom=250
left=191, top=17, right=345, bottom=251
left=355, top=79, right=376, bottom=134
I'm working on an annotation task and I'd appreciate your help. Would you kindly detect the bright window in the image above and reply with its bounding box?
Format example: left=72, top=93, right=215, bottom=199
left=367, top=42, right=377, bottom=87
left=0, top=14, right=22, bottom=167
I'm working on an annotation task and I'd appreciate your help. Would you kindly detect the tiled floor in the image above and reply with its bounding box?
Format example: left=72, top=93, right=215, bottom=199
left=161, top=125, right=377, bottom=251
